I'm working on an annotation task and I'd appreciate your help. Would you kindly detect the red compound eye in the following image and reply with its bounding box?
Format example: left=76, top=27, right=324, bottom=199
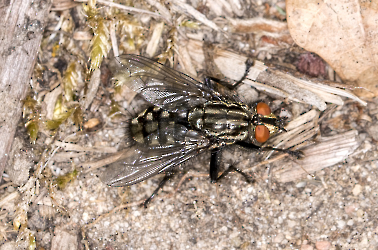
left=255, top=125, right=270, bottom=143
left=256, top=102, right=271, bottom=116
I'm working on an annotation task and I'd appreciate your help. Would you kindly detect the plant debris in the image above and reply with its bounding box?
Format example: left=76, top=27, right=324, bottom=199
left=1, top=0, right=375, bottom=249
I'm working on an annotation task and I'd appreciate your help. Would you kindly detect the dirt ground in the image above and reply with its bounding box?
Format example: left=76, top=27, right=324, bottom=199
left=0, top=0, right=377, bottom=249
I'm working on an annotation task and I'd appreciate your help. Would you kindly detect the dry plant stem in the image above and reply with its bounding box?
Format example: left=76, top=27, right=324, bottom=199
left=81, top=148, right=130, bottom=173
left=243, top=154, right=288, bottom=172
left=256, top=69, right=328, bottom=111
left=32, top=188, right=48, bottom=205
left=0, top=0, right=52, bottom=182
left=263, top=109, right=320, bottom=158
left=81, top=228, right=90, bottom=250
left=146, top=22, right=165, bottom=58
left=177, top=43, right=197, bottom=77
left=285, top=110, right=318, bottom=130
left=109, top=20, right=119, bottom=57
left=244, top=79, right=297, bottom=100
left=0, top=191, right=19, bottom=207
left=272, top=69, right=367, bottom=106
left=54, top=141, right=117, bottom=153
left=53, top=152, right=87, bottom=162
left=52, top=0, right=80, bottom=11
left=276, top=130, right=359, bottom=183
left=45, top=86, right=63, bottom=120
left=228, top=17, right=289, bottom=33
left=83, top=68, right=101, bottom=110
left=76, top=0, right=170, bottom=23
left=170, top=0, right=221, bottom=31
left=145, top=0, right=172, bottom=24
left=38, top=132, right=85, bottom=176
left=212, top=47, right=366, bottom=109
left=0, top=182, right=14, bottom=190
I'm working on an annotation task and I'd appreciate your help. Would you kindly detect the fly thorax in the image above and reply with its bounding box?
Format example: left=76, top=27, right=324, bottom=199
left=188, top=106, right=204, bottom=133
left=188, top=101, right=249, bottom=142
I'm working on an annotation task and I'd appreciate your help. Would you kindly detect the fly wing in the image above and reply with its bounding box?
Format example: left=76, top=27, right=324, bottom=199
left=111, top=55, right=213, bottom=111
left=100, top=129, right=210, bottom=186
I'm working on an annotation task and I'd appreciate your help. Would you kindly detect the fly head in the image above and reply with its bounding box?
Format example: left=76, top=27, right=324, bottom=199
left=249, top=102, right=286, bottom=144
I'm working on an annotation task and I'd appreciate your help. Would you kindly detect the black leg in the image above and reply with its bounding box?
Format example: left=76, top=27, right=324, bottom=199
left=204, top=76, right=214, bottom=89
left=210, top=148, right=221, bottom=183
left=235, top=141, right=303, bottom=158
left=143, top=172, right=173, bottom=208
left=216, top=165, right=254, bottom=183
left=231, top=58, right=254, bottom=89
left=204, top=58, right=255, bottom=90
left=211, top=148, right=254, bottom=183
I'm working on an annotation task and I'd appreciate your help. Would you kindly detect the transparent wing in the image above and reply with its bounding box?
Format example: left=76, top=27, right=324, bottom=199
left=100, top=130, right=210, bottom=186
left=111, top=54, right=213, bottom=111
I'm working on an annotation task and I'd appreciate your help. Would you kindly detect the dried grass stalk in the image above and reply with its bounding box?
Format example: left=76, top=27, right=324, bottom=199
left=275, top=130, right=359, bottom=182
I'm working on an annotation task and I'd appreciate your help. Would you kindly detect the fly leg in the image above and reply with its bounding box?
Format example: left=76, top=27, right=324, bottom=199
left=230, top=58, right=255, bottom=89
left=213, top=142, right=302, bottom=184
left=204, top=58, right=255, bottom=90
left=210, top=148, right=221, bottom=183
left=235, top=141, right=303, bottom=158
left=210, top=148, right=254, bottom=183
left=216, top=165, right=254, bottom=183
left=143, top=172, right=173, bottom=208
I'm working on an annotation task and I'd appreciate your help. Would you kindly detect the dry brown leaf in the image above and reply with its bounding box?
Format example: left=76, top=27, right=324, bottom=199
left=286, top=0, right=378, bottom=98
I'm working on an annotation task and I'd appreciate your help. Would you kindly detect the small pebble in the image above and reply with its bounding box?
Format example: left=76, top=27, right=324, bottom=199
left=315, top=241, right=331, bottom=250
left=301, top=245, right=314, bottom=250
left=352, top=184, right=362, bottom=196
left=345, top=203, right=358, bottom=215
left=347, top=219, right=354, bottom=226
left=337, top=220, right=346, bottom=229
left=273, top=233, right=284, bottom=243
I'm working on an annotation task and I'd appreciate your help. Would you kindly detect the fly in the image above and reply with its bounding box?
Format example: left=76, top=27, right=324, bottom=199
left=101, top=55, right=300, bottom=206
